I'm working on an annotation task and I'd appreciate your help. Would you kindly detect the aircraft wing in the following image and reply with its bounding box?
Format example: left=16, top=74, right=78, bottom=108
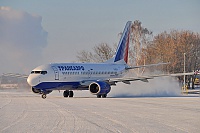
left=109, top=76, right=154, bottom=85
left=126, top=62, right=169, bottom=69
left=2, top=73, right=28, bottom=78
left=108, top=72, right=194, bottom=85
left=147, top=72, right=194, bottom=78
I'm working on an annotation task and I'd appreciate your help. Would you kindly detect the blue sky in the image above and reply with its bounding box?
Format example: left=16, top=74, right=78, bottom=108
left=0, top=0, right=200, bottom=74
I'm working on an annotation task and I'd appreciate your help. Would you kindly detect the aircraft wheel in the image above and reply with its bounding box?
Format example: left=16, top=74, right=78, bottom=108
left=97, top=95, right=101, bottom=98
left=63, top=90, right=69, bottom=97
left=69, top=91, right=74, bottom=97
left=102, top=94, right=107, bottom=98
left=42, top=94, right=47, bottom=99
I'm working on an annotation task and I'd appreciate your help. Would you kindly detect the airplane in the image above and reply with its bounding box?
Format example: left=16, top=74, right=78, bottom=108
left=25, top=21, right=192, bottom=99
left=25, top=21, right=163, bottom=98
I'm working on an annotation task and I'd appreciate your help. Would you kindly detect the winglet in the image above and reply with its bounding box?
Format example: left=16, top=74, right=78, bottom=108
left=114, top=21, right=132, bottom=63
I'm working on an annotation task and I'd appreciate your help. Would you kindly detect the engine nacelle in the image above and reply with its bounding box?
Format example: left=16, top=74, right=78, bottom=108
left=89, top=81, right=111, bottom=95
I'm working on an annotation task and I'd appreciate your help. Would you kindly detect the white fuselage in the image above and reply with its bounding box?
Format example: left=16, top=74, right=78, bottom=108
left=27, top=21, right=132, bottom=98
left=27, top=62, right=127, bottom=90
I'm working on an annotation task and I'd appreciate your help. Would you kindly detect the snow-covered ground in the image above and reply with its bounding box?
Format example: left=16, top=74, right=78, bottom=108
left=0, top=90, right=199, bottom=133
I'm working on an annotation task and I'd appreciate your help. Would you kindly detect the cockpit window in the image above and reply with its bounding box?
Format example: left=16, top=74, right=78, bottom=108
left=41, top=71, right=47, bottom=74
left=31, top=71, right=47, bottom=75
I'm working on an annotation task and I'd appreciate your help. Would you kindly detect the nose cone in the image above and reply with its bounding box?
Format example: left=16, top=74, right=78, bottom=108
left=27, top=74, right=40, bottom=87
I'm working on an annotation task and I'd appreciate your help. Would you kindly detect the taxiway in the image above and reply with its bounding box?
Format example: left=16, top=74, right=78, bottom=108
left=0, top=90, right=199, bottom=133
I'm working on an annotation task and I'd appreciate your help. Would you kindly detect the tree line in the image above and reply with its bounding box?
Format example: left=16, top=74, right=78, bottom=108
left=77, top=20, right=200, bottom=74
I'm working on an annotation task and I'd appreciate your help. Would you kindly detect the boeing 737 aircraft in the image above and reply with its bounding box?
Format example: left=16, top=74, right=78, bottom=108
left=24, top=21, right=164, bottom=98
left=24, top=21, right=187, bottom=99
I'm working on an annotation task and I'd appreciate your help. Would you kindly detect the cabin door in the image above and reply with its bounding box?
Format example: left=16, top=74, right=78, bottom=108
left=52, top=66, right=59, bottom=80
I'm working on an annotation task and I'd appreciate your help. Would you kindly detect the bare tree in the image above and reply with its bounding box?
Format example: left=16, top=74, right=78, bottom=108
left=129, top=20, right=153, bottom=66
left=77, top=50, right=93, bottom=63
left=77, top=21, right=200, bottom=80
left=77, top=43, right=115, bottom=63
left=141, top=30, right=200, bottom=73
left=77, top=20, right=153, bottom=71
left=117, top=20, right=153, bottom=76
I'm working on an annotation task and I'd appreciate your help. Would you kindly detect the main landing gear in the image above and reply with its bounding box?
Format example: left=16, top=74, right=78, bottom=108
left=97, top=94, right=107, bottom=98
left=63, top=90, right=74, bottom=98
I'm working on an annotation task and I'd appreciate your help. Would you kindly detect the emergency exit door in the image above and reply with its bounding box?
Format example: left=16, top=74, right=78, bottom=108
left=52, top=66, right=59, bottom=80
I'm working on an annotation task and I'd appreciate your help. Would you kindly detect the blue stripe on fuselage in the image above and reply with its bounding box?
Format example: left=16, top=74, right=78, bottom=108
left=33, top=82, right=81, bottom=90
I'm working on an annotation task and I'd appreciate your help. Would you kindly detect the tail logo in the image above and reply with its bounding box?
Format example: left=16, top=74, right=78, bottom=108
left=114, top=21, right=132, bottom=63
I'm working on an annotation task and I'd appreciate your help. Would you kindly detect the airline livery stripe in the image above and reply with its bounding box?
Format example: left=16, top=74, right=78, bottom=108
left=114, top=21, right=131, bottom=63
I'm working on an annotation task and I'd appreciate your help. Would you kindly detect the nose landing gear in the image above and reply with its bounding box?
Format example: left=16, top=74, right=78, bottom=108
left=40, top=90, right=74, bottom=99
left=41, top=94, right=47, bottom=99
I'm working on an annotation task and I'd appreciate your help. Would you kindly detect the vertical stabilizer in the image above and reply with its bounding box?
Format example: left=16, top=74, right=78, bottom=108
left=114, top=21, right=132, bottom=63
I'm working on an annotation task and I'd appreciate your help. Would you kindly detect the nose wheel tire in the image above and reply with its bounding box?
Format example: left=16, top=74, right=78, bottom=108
left=42, top=94, right=47, bottom=99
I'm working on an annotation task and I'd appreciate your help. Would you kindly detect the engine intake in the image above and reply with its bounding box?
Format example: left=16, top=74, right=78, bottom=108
left=89, top=81, right=111, bottom=95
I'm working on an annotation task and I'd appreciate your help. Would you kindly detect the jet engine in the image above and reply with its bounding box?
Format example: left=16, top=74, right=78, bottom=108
left=89, top=81, right=111, bottom=95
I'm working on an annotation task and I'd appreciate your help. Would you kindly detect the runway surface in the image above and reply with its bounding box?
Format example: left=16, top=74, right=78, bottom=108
left=0, top=90, right=199, bottom=133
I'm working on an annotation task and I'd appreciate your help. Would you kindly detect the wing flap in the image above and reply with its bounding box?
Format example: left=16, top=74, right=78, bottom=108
left=109, top=72, right=194, bottom=85
left=109, top=76, right=153, bottom=83
left=126, top=62, right=169, bottom=70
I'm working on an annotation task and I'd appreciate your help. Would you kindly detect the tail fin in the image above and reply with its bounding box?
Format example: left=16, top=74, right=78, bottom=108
left=114, top=21, right=132, bottom=63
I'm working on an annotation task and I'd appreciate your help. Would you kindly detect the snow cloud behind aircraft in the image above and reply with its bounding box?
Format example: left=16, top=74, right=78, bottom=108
left=110, top=76, right=180, bottom=97
left=0, top=6, right=47, bottom=74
